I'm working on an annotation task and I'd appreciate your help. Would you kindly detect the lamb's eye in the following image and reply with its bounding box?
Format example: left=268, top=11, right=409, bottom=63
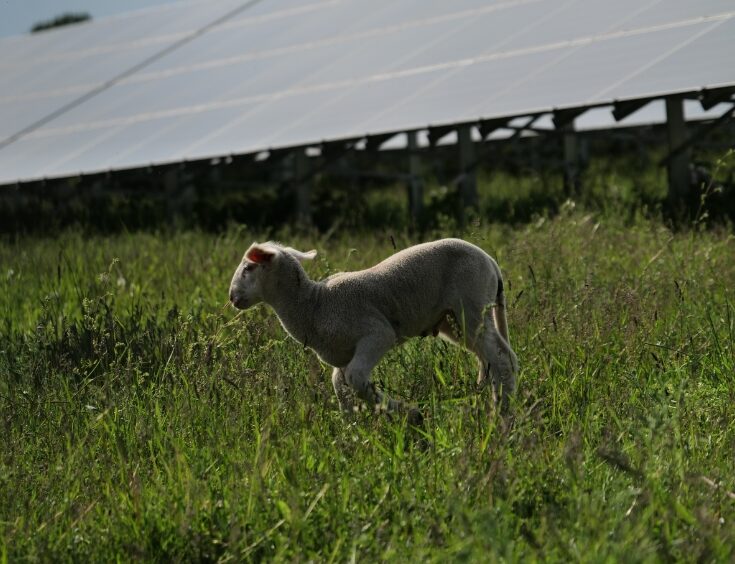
left=242, top=263, right=256, bottom=276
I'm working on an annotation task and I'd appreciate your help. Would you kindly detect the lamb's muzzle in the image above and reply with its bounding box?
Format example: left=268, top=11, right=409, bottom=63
left=229, top=238, right=519, bottom=422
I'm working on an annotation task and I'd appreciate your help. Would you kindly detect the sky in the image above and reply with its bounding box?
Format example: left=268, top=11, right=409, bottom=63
left=0, top=0, right=182, bottom=38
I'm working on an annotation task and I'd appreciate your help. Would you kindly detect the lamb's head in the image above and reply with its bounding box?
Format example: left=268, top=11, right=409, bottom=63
left=229, top=242, right=317, bottom=310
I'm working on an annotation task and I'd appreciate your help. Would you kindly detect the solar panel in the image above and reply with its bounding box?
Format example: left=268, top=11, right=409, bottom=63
left=606, top=16, right=735, bottom=99
left=0, top=0, right=733, bottom=185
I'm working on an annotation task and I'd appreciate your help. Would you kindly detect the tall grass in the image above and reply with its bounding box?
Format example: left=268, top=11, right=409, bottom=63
left=1, top=209, right=734, bottom=561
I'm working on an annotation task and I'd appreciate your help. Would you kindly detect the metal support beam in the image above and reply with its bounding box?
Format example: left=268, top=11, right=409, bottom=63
left=321, top=140, right=351, bottom=159
left=457, top=124, right=478, bottom=212
left=662, top=104, right=735, bottom=167
left=406, top=130, right=423, bottom=221
left=479, top=118, right=507, bottom=139
left=612, top=98, right=651, bottom=122
left=366, top=132, right=398, bottom=152
left=700, top=86, right=735, bottom=111
left=293, top=148, right=311, bottom=225
left=428, top=125, right=455, bottom=147
left=509, top=115, right=542, bottom=139
left=665, top=97, right=690, bottom=202
left=553, top=108, right=587, bottom=129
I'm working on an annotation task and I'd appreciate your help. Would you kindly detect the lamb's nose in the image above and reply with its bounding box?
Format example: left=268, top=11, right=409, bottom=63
left=229, top=289, right=235, bottom=303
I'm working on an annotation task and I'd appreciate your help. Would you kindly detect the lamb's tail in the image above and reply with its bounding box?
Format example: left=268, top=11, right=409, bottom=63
left=493, top=274, right=511, bottom=347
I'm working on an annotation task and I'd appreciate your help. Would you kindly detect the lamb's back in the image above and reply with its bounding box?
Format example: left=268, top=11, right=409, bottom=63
left=321, top=239, right=495, bottom=337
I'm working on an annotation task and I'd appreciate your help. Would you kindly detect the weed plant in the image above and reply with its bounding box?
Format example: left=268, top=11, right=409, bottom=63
left=1, top=207, right=734, bottom=561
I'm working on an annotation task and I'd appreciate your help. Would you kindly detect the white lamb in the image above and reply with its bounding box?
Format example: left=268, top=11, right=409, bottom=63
left=229, top=239, right=518, bottom=424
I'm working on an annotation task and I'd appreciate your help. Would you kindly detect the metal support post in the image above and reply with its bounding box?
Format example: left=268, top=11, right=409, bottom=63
left=563, top=124, right=580, bottom=195
left=457, top=124, right=478, bottom=212
left=665, top=96, right=690, bottom=203
left=293, top=148, right=312, bottom=225
left=406, top=130, right=423, bottom=220
left=163, top=167, right=178, bottom=193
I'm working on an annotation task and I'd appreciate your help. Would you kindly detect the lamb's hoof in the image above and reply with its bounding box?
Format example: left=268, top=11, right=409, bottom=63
left=406, top=409, right=430, bottom=451
left=407, top=408, right=424, bottom=428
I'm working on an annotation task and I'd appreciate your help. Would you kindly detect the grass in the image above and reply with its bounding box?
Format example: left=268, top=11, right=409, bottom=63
left=1, top=208, right=734, bottom=561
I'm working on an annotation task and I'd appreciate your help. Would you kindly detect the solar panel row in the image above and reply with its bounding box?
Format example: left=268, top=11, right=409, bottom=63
left=0, top=0, right=733, bottom=185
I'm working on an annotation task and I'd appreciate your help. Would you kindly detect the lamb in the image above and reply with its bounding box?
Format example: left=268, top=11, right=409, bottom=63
left=228, top=238, right=519, bottom=424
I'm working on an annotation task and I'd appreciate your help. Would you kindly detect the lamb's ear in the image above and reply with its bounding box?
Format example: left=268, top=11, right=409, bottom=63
left=283, top=247, right=317, bottom=262
left=245, top=244, right=276, bottom=264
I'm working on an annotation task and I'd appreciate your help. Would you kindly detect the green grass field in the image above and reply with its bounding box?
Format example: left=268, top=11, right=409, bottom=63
left=1, top=207, right=734, bottom=561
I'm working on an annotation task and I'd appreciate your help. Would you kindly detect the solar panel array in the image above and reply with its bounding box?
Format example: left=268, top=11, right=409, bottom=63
left=1, top=0, right=733, bottom=185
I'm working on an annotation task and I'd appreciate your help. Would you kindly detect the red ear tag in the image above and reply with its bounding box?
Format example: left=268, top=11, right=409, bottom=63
left=246, top=248, right=274, bottom=264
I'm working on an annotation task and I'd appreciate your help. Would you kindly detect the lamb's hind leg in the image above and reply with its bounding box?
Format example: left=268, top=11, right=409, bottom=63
left=474, top=319, right=518, bottom=411
left=493, top=289, right=511, bottom=346
left=331, top=367, right=354, bottom=414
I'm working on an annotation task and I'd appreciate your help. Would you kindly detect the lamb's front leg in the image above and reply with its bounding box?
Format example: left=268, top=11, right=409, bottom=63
left=331, top=367, right=354, bottom=414
left=344, top=334, right=423, bottom=426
